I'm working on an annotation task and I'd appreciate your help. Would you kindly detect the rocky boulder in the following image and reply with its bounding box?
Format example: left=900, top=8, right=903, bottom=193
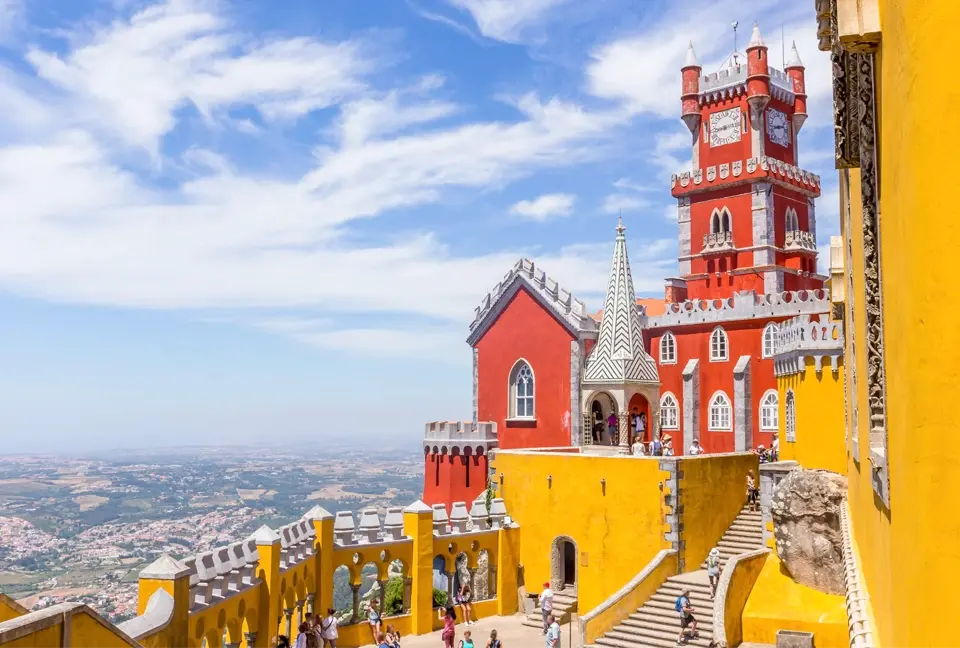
left=771, top=469, right=848, bottom=595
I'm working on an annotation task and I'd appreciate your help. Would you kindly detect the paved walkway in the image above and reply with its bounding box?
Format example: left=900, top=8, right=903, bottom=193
left=369, top=614, right=582, bottom=648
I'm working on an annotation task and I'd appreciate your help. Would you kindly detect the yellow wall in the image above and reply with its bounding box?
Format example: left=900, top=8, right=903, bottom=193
left=0, top=607, right=137, bottom=648
left=720, top=551, right=766, bottom=648
left=838, top=1, right=960, bottom=646
left=677, top=454, right=758, bottom=570
left=778, top=357, right=846, bottom=474
left=0, top=597, right=26, bottom=625
left=494, top=451, right=670, bottom=613
left=0, top=624, right=62, bottom=648
left=742, top=553, right=847, bottom=648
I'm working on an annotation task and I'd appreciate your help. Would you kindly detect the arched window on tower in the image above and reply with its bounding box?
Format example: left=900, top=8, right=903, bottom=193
left=710, top=208, right=733, bottom=235
left=762, top=322, right=779, bottom=358
left=785, top=207, right=799, bottom=231
left=721, top=208, right=731, bottom=233
left=508, top=360, right=535, bottom=419
left=660, top=331, right=677, bottom=364
left=710, top=327, right=728, bottom=362
left=660, top=393, right=680, bottom=430
left=711, top=212, right=720, bottom=234
left=785, top=390, right=797, bottom=442
left=760, top=390, right=779, bottom=431
left=709, top=391, right=732, bottom=431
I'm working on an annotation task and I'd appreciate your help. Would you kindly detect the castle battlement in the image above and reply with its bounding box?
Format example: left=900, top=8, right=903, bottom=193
left=697, top=65, right=794, bottom=105
left=423, top=420, right=497, bottom=454
left=671, top=156, right=822, bottom=197
left=646, top=289, right=831, bottom=329
left=773, top=314, right=844, bottom=376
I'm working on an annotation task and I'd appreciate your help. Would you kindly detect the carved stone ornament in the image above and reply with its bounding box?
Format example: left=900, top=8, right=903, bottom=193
left=747, top=157, right=758, bottom=173
left=719, top=163, right=730, bottom=179
left=707, top=166, right=717, bottom=182
left=760, top=157, right=769, bottom=170
left=680, top=172, right=690, bottom=187
left=732, top=160, right=743, bottom=177
left=694, top=169, right=703, bottom=184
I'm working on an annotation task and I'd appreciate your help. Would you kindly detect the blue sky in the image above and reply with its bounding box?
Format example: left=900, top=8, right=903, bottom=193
left=0, top=0, right=838, bottom=453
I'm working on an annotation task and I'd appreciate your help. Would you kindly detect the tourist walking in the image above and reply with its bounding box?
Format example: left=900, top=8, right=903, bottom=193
left=632, top=436, right=647, bottom=456
left=320, top=608, right=338, bottom=648
left=747, top=470, right=759, bottom=511
left=442, top=606, right=457, bottom=648
left=651, top=436, right=664, bottom=456
left=675, top=589, right=698, bottom=645
left=458, top=629, right=475, bottom=648
left=662, top=435, right=675, bottom=456
left=385, top=624, right=401, bottom=648
left=771, top=432, right=780, bottom=461
left=538, top=581, right=554, bottom=634
left=545, top=614, right=561, bottom=648
left=688, top=438, right=704, bottom=455
left=485, top=629, right=502, bottom=648
left=606, top=412, right=617, bottom=445
left=707, top=548, right=721, bottom=599
left=456, top=583, right=474, bottom=625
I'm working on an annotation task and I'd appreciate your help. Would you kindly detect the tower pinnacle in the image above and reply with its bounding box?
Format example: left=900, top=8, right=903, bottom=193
left=748, top=23, right=765, bottom=48
left=684, top=41, right=699, bottom=68
left=785, top=41, right=804, bottom=69
left=616, top=216, right=625, bottom=237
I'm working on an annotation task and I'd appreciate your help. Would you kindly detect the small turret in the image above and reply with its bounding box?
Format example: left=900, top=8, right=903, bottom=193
left=785, top=41, right=807, bottom=133
left=745, top=24, right=770, bottom=114
left=680, top=41, right=702, bottom=134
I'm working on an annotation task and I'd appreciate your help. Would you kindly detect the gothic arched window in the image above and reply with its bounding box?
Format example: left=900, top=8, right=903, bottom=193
left=762, top=322, right=779, bottom=358
left=709, top=391, right=732, bottom=431
left=660, top=332, right=677, bottom=364
left=785, top=390, right=797, bottom=442
left=660, top=393, right=680, bottom=430
left=760, top=390, right=779, bottom=431
left=710, top=327, right=729, bottom=362
left=508, top=360, right=535, bottom=418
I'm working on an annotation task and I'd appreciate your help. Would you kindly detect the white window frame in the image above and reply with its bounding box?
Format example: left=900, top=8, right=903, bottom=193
left=508, top=359, right=535, bottom=420
left=710, top=327, right=729, bottom=362
left=762, top=322, right=779, bottom=359
left=659, top=393, right=680, bottom=430
left=659, top=331, right=677, bottom=365
left=785, top=389, right=797, bottom=442
left=760, top=390, right=779, bottom=431
left=708, top=391, right=732, bottom=431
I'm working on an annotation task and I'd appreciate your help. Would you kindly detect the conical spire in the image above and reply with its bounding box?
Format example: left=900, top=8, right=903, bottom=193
left=785, top=41, right=804, bottom=68
left=748, top=23, right=765, bottom=48
left=684, top=41, right=699, bottom=68
left=582, top=219, right=659, bottom=384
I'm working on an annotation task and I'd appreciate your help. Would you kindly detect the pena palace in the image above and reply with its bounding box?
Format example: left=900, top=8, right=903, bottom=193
left=423, top=29, right=832, bottom=510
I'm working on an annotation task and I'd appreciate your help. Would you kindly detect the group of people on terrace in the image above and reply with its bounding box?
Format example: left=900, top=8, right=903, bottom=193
left=277, top=608, right=341, bottom=648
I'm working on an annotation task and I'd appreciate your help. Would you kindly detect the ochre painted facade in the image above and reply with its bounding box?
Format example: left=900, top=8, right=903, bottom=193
left=741, top=552, right=846, bottom=647
left=777, top=356, right=845, bottom=474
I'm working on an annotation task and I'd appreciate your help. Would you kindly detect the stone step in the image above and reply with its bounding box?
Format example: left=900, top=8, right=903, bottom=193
left=724, top=527, right=763, bottom=538
left=640, top=601, right=713, bottom=619
left=649, top=590, right=714, bottom=606
left=718, top=540, right=761, bottom=551
left=606, top=625, right=712, bottom=646
left=622, top=615, right=714, bottom=633
left=595, top=630, right=712, bottom=648
left=648, top=595, right=713, bottom=612
left=658, top=582, right=713, bottom=594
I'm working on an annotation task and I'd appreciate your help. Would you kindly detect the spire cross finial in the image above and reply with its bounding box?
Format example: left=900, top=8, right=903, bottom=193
left=616, top=215, right=625, bottom=237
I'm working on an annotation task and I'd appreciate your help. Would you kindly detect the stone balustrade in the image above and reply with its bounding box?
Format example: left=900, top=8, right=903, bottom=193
left=784, top=229, right=817, bottom=252
left=702, top=230, right=735, bottom=253
left=646, top=289, right=832, bottom=328
left=773, top=314, right=844, bottom=376
left=112, top=497, right=520, bottom=648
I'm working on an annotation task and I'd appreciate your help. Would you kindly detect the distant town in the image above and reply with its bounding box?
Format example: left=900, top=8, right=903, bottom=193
left=0, top=446, right=424, bottom=623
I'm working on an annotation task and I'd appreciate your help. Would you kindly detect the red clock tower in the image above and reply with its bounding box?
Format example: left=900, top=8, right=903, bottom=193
left=670, top=26, right=823, bottom=300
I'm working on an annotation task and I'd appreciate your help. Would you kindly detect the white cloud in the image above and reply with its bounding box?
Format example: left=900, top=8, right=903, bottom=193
left=445, top=0, right=574, bottom=42
left=25, top=0, right=375, bottom=155
left=602, top=194, right=649, bottom=214
left=510, top=193, right=575, bottom=221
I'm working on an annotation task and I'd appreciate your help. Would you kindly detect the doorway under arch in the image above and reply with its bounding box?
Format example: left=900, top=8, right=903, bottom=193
left=550, top=536, right=578, bottom=594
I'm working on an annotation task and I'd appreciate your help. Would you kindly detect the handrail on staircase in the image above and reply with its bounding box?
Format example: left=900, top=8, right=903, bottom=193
left=712, top=548, right=769, bottom=648
left=579, top=548, right=678, bottom=646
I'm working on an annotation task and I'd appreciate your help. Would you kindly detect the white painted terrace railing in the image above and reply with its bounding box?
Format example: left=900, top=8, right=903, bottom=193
left=646, top=289, right=831, bottom=328
left=841, top=501, right=876, bottom=648
left=773, top=314, right=844, bottom=377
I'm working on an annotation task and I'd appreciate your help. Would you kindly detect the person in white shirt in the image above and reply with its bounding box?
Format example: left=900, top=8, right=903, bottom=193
left=771, top=432, right=780, bottom=460
left=632, top=438, right=647, bottom=456
left=320, top=608, right=339, bottom=648
left=545, top=614, right=560, bottom=648
left=688, top=439, right=704, bottom=456
left=538, top=582, right=554, bottom=635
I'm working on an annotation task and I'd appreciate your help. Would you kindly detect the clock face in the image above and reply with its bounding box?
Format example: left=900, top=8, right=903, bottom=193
left=767, top=108, right=790, bottom=147
left=709, top=108, right=741, bottom=148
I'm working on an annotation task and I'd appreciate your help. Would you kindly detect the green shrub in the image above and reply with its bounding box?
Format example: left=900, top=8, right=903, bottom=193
left=384, top=577, right=404, bottom=615
left=433, top=588, right=448, bottom=608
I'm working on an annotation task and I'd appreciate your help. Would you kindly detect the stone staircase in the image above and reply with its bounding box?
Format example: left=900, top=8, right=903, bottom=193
left=521, top=589, right=578, bottom=630
left=593, top=572, right=714, bottom=648
left=699, top=506, right=764, bottom=570
left=587, top=507, right=765, bottom=648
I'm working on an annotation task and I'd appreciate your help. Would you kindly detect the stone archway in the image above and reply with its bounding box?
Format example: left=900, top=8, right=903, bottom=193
left=550, top=536, right=578, bottom=594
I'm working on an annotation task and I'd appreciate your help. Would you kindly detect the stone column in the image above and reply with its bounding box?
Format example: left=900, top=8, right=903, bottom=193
left=446, top=570, right=455, bottom=604
left=618, top=410, right=630, bottom=454
left=489, top=565, right=498, bottom=599
left=582, top=412, right=593, bottom=445
left=296, top=600, right=305, bottom=626
left=305, top=593, right=315, bottom=616
left=402, top=577, right=412, bottom=614
left=243, top=632, right=257, bottom=648
left=283, top=608, right=293, bottom=638
left=350, top=584, right=360, bottom=624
